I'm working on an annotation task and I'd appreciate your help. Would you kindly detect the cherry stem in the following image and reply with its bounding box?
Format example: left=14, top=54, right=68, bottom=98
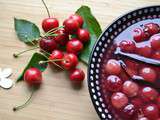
left=13, top=46, right=39, bottom=58
left=43, top=26, right=64, bottom=37
left=39, top=59, right=64, bottom=64
left=41, top=0, right=50, bottom=18
left=13, top=90, right=34, bottom=111
left=39, top=51, right=65, bottom=70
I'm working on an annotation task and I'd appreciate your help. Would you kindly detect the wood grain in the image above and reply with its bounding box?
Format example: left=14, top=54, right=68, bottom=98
left=0, top=0, right=160, bottom=120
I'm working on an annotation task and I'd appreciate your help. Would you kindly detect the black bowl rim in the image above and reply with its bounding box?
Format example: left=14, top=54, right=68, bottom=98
left=87, top=5, right=160, bottom=120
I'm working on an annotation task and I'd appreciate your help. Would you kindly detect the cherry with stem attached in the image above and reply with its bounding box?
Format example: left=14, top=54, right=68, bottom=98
left=13, top=68, right=42, bottom=111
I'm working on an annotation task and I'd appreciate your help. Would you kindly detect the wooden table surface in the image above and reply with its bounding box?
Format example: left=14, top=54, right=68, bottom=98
left=0, top=0, right=160, bottom=120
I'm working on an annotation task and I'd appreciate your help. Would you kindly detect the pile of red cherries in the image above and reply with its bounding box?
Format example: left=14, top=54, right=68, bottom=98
left=25, top=14, right=90, bottom=87
left=104, top=23, right=160, bottom=120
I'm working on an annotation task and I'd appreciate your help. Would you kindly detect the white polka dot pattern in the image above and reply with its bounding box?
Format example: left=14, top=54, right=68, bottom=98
left=88, top=6, right=160, bottom=120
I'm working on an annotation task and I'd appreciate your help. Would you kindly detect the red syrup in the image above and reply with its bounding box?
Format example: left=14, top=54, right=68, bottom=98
left=100, top=19, right=160, bottom=120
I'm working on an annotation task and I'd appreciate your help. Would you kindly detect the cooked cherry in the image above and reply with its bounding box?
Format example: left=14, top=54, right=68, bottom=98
left=139, top=67, right=157, bottom=82
left=133, top=28, right=146, bottom=42
left=131, top=98, right=143, bottom=109
left=105, top=75, right=123, bottom=92
left=111, top=92, right=128, bottom=109
left=138, top=117, right=149, bottom=120
left=143, top=104, right=159, bottom=120
left=150, top=34, right=160, bottom=50
left=140, top=86, right=158, bottom=102
left=122, top=104, right=136, bottom=119
left=136, top=45, right=152, bottom=57
left=119, top=40, right=136, bottom=53
left=105, top=59, right=121, bottom=75
left=152, top=51, right=160, bottom=60
left=122, top=81, right=139, bottom=97
left=156, top=96, right=160, bottom=109
left=144, top=23, right=159, bottom=36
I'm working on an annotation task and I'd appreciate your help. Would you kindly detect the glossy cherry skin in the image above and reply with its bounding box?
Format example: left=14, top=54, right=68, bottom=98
left=111, top=92, right=128, bottom=109
left=157, top=96, right=160, bottom=110
left=131, top=97, right=143, bottom=109
left=53, top=29, right=69, bottom=45
left=139, top=67, right=157, bottom=83
left=24, top=67, right=42, bottom=86
left=136, top=45, right=152, bottom=57
left=133, top=28, right=149, bottom=42
left=69, top=68, right=85, bottom=83
left=122, top=104, right=136, bottom=119
left=150, top=34, right=160, bottom=50
left=122, top=81, right=139, bottom=97
left=119, top=40, right=136, bottom=53
left=105, top=59, right=122, bottom=75
left=77, top=29, right=90, bottom=43
left=63, top=18, right=79, bottom=34
left=42, top=18, right=59, bottom=32
left=152, top=51, right=160, bottom=60
left=61, top=53, right=78, bottom=70
left=140, top=87, right=158, bottom=102
left=143, top=104, right=159, bottom=120
left=49, top=50, right=64, bottom=65
left=39, top=38, right=57, bottom=53
left=69, top=14, right=84, bottom=27
left=144, top=23, right=159, bottom=36
left=66, top=38, right=83, bottom=54
left=138, top=117, right=149, bottom=120
left=105, top=75, right=123, bottom=92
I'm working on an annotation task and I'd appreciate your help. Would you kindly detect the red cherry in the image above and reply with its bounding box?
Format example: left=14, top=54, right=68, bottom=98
left=63, top=18, right=79, bottom=34
left=144, top=23, right=159, bottom=36
left=105, top=59, right=121, bottom=75
left=122, top=81, right=139, bottom=97
left=139, top=67, right=157, bottom=83
left=122, top=104, right=136, bottom=119
left=49, top=50, right=64, bottom=65
left=69, top=68, right=85, bottom=83
left=77, top=29, right=90, bottom=43
left=42, top=18, right=59, bottom=32
left=53, top=29, right=69, bottom=45
left=133, top=28, right=148, bottom=42
left=131, top=97, right=143, bottom=109
left=24, top=67, right=42, bottom=86
left=140, top=87, right=158, bottom=102
left=136, top=45, right=152, bottom=57
left=125, top=59, right=139, bottom=69
left=119, top=40, right=136, bottom=53
left=152, top=51, right=160, bottom=60
left=157, top=96, right=160, bottom=109
left=69, top=14, right=84, bottom=27
left=39, top=38, right=57, bottom=53
left=66, top=38, right=83, bottom=54
left=111, top=92, right=128, bottom=109
left=61, top=53, right=78, bottom=70
left=138, top=117, right=149, bottom=120
left=143, top=104, right=159, bottom=120
left=150, top=34, right=160, bottom=50
left=105, top=75, right=123, bottom=92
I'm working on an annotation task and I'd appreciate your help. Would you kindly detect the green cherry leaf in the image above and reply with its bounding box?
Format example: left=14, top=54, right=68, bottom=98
left=14, top=18, right=40, bottom=44
left=76, top=5, right=102, bottom=64
left=16, top=52, right=48, bottom=82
